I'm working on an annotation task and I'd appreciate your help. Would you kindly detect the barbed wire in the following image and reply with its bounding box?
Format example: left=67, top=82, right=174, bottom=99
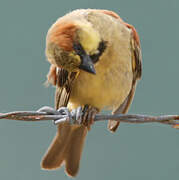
left=0, top=106, right=179, bottom=129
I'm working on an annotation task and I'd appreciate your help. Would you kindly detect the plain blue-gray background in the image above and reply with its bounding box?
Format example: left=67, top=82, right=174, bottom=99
left=0, top=0, right=178, bottom=179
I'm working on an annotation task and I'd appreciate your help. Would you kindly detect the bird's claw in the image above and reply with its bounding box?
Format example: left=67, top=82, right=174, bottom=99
left=37, top=105, right=98, bottom=128
left=55, top=107, right=73, bottom=125
left=71, top=106, right=83, bottom=124
left=81, top=105, right=98, bottom=130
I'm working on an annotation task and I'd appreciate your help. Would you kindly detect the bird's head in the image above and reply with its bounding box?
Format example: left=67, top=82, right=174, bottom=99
left=46, top=20, right=107, bottom=74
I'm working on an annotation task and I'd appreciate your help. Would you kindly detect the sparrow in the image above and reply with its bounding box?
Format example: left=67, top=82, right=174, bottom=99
left=41, top=9, right=142, bottom=177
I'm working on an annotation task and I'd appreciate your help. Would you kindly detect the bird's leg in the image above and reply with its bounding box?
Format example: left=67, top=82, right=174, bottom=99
left=81, top=105, right=99, bottom=130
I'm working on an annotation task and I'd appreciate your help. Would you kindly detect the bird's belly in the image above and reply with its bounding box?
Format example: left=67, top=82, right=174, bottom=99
left=68, top=61, right=133, bottom=111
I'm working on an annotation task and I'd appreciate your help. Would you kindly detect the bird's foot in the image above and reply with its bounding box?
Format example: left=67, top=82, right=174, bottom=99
left=81, top=105, right=98, bottom=130
left=37, top=105, right=98, bottom=128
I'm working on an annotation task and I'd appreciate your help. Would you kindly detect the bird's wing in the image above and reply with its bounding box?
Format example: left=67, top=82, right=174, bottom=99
left=108, top=25, right=142, bottom=132
left=42, top=68, right=76, bottom=169
left=42, top=68, right=87, bottom=177
left=46, top=65, right=77, bottom=109
left=55, top=68, right=77, bottom=109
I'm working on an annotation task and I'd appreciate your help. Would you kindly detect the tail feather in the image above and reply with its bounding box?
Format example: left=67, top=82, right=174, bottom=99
left=41, top=123, right=87, bottom=177
left=65, top=125, right=87, bottom=177
left=41, top=122, right=71, bottom=169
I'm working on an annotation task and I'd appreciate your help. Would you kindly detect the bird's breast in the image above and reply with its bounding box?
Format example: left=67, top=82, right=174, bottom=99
left=68, top=12, right=134, bottom=111
left=68, top=48, right=133, bottom=111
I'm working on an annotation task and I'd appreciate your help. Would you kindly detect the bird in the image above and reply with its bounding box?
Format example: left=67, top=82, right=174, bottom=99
left=41, top=9, right=142, bottom=177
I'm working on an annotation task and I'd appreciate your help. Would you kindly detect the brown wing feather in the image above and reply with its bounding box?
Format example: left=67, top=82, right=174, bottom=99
left=42, top=68, right=87, bottom=177
left=42, top=68, right=75, bottom=170
left=108, top=26, right=142, bottom=132
left=55, top=68, right=76, bottom=109
left=55, top=69, right=87, bottom=176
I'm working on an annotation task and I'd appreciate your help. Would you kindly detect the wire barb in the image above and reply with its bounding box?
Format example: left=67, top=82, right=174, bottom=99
left=0, top=106, right=179, bottom=129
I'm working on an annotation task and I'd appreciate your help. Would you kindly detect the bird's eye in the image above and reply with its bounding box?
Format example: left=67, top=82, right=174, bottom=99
left=90, top=40, right=107, bottom=63
left=73, top=42, right=85, bottom=57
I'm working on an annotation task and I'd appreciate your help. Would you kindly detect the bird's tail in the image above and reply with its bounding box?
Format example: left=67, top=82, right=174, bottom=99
left=41, top=122, right=87, bottom=177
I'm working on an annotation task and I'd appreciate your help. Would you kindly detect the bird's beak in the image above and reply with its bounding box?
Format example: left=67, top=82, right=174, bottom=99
left=79, top=55, right=96, bottom=74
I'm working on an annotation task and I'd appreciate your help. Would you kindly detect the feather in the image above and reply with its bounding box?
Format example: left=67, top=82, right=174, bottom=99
left=42, top=68, right=87, bottom=177
left=108, top=27, right=142, bottom=132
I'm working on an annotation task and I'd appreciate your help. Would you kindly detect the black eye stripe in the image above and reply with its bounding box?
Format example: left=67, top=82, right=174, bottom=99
left=73, top=42, right=86, bottom=58
left=73, top=40, right=107, bottom=63
left=90, top=40, right=107, bottom=63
